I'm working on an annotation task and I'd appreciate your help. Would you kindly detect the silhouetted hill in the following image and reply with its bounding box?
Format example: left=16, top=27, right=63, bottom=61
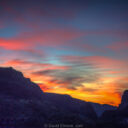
left=44, top=93, right=97, bottom=119
left=0, top=67, right=97, bottom=127
left=0, top=67, right=43, bottom=100
left=0, top=67, right=127, bottom=128
left=119, top=90, right=128, bottom=109
left=100, top=90, right=128, bottom=128
left=90, top=102, right=116, bottom=117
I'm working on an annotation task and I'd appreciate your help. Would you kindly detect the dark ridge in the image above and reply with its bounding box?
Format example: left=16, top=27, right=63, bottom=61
left=0, top=67, right=97, bottom=127
left=99, top=90, right=128, bottom=128
left=0, top=67, right=43, bottom=100
left=119, top=90, right=128, bottom=109
left=0, top=67, right=127, bottom=128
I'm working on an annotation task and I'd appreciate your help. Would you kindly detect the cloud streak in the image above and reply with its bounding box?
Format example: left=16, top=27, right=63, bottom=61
left=0, top=0, right=128, bottom=106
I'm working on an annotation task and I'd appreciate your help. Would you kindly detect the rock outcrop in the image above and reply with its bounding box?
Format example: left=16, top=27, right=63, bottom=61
left=0, top=67, right=43, bottom=100
left=119, top=90, right=128, bottom=109
left=100, top=90, right=128, bottom=128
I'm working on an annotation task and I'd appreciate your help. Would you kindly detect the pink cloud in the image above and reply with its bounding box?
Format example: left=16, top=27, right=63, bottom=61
left=0, top=27, right=85, bottom=50
left=61, top=55, right=128, bottom=70
left=3, top=59, right=70, bottom=71
left=0, top=38, right=32, bottom=50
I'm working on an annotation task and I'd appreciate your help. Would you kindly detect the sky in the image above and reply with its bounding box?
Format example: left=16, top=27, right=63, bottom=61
left=0, top=0, right=128, bottom=106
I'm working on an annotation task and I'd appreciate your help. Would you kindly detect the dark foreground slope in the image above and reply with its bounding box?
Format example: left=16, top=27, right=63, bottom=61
left=0, top=67, right=97, bottom=128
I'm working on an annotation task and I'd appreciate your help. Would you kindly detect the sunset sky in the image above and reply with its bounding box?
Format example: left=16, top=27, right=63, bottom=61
left=0, top=0, right=128, bottom=106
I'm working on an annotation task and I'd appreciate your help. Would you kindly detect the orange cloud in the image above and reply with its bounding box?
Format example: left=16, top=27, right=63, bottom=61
left=0, top=27, right=85, bottom=50
left=0, top=58, right=123, bottom=106
left=44, top=83, right=121, bottom=106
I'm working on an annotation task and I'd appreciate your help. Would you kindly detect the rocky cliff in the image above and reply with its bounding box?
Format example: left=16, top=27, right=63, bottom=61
left=119, top=90, right=128, bottom=109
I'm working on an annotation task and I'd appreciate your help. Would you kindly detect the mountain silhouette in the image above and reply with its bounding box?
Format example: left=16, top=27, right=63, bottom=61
left=100, top=90, right=128, bottom=128
left=119, top=90, right=128, bottom=109
left=0, top=67, right=43, bottom=100
left=0, top=67, right=127, bottom=128
left=0, top=67, right=96, bottom=127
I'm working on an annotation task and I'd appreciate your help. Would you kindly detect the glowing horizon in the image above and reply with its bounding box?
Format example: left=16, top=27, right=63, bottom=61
left=0, top=0, right=128, bottom=106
